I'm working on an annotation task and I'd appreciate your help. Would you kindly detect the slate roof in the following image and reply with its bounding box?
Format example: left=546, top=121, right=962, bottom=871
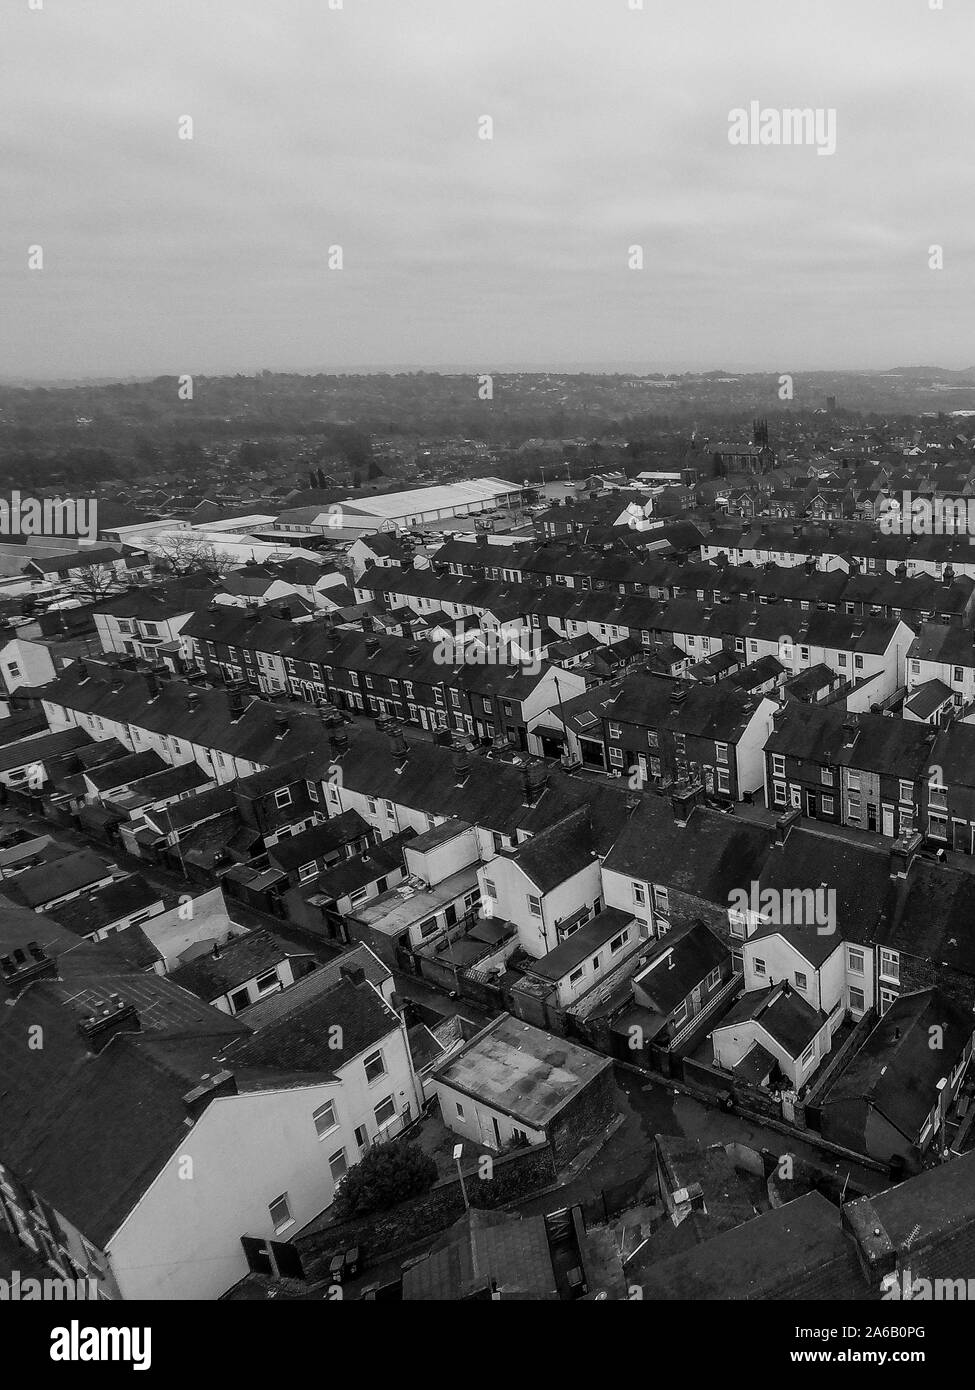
left=633, top=921, right=728, bottom=1016
left=503, top=806, right=598, bottom=893
left=820, top=988, right=972, bottom=1141
left=0, top=726, right=92, bottom=773
left=168, top=930, right=310, bottom=1000
left=0, top=849, right=114, bottom=909
left=527, top=908, right=635, bottom=982
left=266, top=810, right=369, bottom=871
left=402, top=1209, right=557, bottom=1300
left=46, top=873, right=163, bottom=938
left=224, top=974, right=400, bottom=1076
left=638, top=1193, right=866, bottom=1300
left=715, top=982, right=826, bottom=1058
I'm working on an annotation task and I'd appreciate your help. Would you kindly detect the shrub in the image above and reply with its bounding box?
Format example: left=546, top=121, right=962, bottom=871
left=333, top=1143, right=438, bottom=1220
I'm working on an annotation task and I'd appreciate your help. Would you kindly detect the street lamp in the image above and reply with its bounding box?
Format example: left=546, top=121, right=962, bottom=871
left=453, top=1143, right=469, bottom=1212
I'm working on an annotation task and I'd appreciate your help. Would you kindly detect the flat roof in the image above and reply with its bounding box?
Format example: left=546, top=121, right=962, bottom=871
left=349, top=865, right=478, bottom=935
left=434, top=1012, right=611, bottom=1129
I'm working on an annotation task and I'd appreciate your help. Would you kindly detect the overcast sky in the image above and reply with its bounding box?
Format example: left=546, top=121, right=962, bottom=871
left=3, top=0, right=973, bottom=379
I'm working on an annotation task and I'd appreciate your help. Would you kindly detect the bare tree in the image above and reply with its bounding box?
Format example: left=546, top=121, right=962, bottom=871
left=152, top=534, right=234, bottom=578
left=71, top=563, right=120, bottom=602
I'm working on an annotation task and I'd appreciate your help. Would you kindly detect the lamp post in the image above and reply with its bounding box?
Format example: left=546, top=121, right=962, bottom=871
left=453, top=1143, right=469, bottom=1212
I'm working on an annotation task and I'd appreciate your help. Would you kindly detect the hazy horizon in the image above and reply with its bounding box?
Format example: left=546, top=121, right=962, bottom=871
left=5, top=0, right=973, bottom=379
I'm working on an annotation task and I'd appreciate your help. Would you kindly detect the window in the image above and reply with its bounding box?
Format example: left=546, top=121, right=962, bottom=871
left=715, top=742, right=728, bottom=765
left=705, top=966, right=721, bottom=990
left=610, top=931, right=627, bottom=954
left=632, top=882, right=646, bottom=906
left=795, top=971, right=807, bottom=990
left=609, top=747, right=624, bottom=766
left=255, top=970, right=278, bottom=994
left=652, top=885, right=669, bottom=913
left=849, top=985, right=865, bottom=1012
left=898, top=781, right=913, bottom=805
left=771, top=754, right=785, bottom=777
left=879, top=949, right=899, bottom=983
left=671, top=1000, right=688, bottom=1027
left=374, top=1095, right=396, bottom=1127
left=847, top=947, right=864, bottom=974
left=821, top=795, right=834, bottom=815
left=269, top=1194, right=293, bottom=1234
left=482, top=876, right=497, bottom=899
left=928, top=812, right=947, bottom=840
left=455, top=1101, right=466, bottom=1119
left=364, top=1049, right=386, bottom=1084
left=329, top=1148, right=348, bottom=1184
left=879, top=986, right=898, bottom=1015
left=417, top=916, right=439, bottom=939
left=313, top=1101, right=338, bottom=1138
left=298, top=862, right=317, bottom=882
left=608, top=723, right=621, bottom=739
left=847, top=770, right=861, bottom=791
left=569, top=966, right=585, bottom=984
left=820, top=766, right=833, bottom=786
left=773, top=781, right=787, bottom=806
left=800, top=1042, right=816, bottom=1068
left=753, top=957, right=767, bottom=977
left=674, top=733, right=686, bottom=755
left=229, top=986, right=250, bottom=1013
left=527, top=893, right=542, bottom=917
left=716, top=768, right=730, bottom=794
left=306, top=780, right=319, bottom=802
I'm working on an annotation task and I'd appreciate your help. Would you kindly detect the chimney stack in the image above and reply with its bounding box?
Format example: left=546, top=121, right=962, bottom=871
left=79, top=998, right=140, bottom=1054
left=774, top=807, right=801, bottom=845
left=671, top=779, right=703, bottom=826
left=387, top=721, right=410, bottom=762
left=452, top=743, right=471, bottom=783
left=522, top=760, right=549, bottom=805
left=182, top=1070, right=237, bottom=1121
left=1, top=941, right=57, bottom=993
left=890, top=831, right=923, bottom=879
left=340, top=964, right=366, bottom=988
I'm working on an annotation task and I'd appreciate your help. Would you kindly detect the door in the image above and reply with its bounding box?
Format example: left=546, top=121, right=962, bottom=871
left=637, top=753, right=648, bottom=786
left=882, top=806, right=895, bottom=837
left=690, top=984, right=703, bottom=1017
left=805, top=791, right=817, bottom=817
left=492, top=1116, right=502, bottom=1148
left=419, top=708, right=428, bottom=730
left=867, top=804, right=878, bottom=832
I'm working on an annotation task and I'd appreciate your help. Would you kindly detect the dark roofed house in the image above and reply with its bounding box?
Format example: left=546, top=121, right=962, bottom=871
left=818, top=988, right=973, bottom=1168
left=167, top=929, right=318, bottom=1016
left=639, top=1192, right=866, bottom=1301
left=0, top=849, right=117, bottom=913
left=711, top=980, right=831, bottom=1091
left=47, top=873, right=165, bottom=943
